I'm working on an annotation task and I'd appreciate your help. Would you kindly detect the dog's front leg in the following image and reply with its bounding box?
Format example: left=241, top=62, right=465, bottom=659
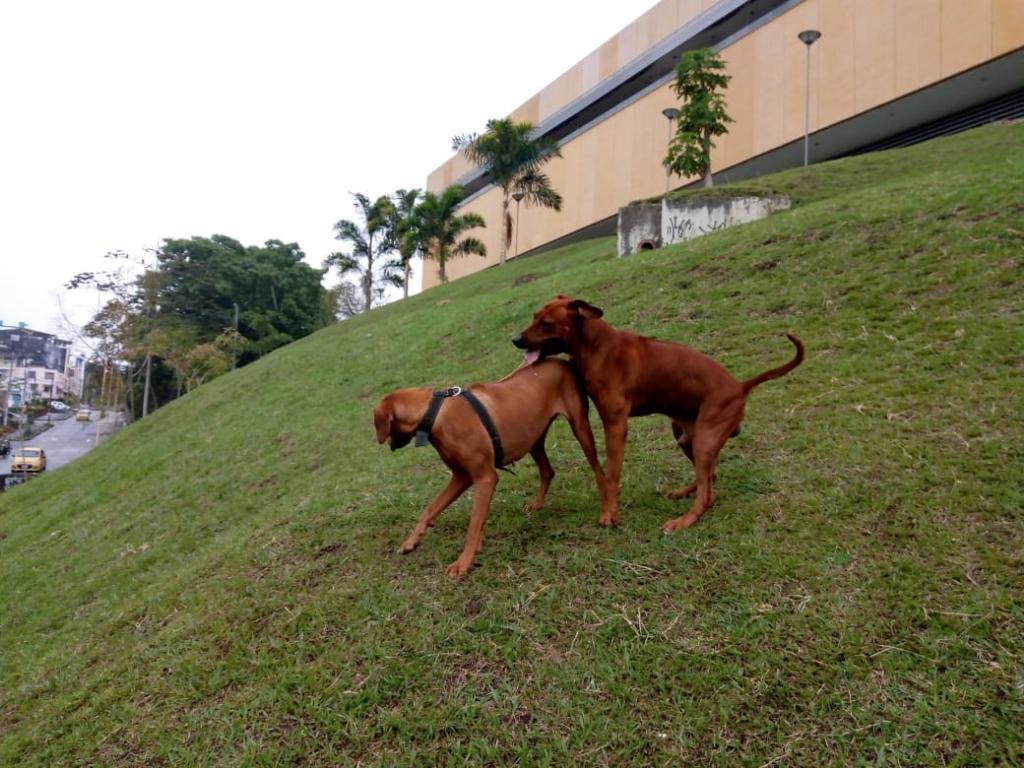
left=566, top=407, right=609, bottom=524
left=399, top=472, right=470, bottom=554
left=446, top=472, right=498, bottom=577
left=599, top=410, right=629, bottom=527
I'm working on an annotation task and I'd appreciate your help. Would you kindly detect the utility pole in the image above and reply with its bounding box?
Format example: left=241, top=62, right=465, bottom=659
left=142, top=354, right=152, bottom=418
left=96, top=362, right=108, bottom=446
left=20, top=366, right=29, bottom=437
left=232, top=303, right=239, bottom=370
left=2, top=354, right=13, bottom=429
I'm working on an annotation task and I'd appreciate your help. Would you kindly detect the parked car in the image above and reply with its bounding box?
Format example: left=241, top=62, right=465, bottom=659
left=49, top=401, right=70, bottom=412
left=76, top=410, right=91, bottom=422
left=0, top=439, right=10, bottom=457
left=11, top=447, right=47, bottom=473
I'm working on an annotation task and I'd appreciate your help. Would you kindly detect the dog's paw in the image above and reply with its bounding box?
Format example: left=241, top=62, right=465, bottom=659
left=661, top=516, right=695, bottom=534
left=665, top=484, right=696, bottom=500
left=445, top=559, right=472, bottom=577
left=398, top=539, right=420, bottom=555
left=598, top=511, right=620, bottom=528
left=526, top=501, right=545, bottom=512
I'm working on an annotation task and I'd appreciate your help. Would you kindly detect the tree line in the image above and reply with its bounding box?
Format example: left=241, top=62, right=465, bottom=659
left=326, top=115, right=565, bottom=312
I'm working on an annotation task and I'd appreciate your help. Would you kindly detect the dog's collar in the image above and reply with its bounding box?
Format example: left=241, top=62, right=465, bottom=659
left=414, top=386, right=507, bottom=469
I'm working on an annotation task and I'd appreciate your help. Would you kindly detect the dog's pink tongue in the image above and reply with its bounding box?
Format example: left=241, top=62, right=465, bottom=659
left=523, top=349, right=541, bottom=366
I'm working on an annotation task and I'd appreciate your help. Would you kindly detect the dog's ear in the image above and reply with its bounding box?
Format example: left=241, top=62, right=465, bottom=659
left=373, top=404, right=394, bottom=444
left=568, top=299, right=604, bottom=319
left=555, top=293, right=572, bottom=300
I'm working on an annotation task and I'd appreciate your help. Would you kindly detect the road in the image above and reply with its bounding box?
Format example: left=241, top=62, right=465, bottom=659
left=2, top=411, right=123, bottom=475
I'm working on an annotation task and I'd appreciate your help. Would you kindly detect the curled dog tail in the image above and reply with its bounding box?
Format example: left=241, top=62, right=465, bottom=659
left=741, top=334, right=804, bottom=395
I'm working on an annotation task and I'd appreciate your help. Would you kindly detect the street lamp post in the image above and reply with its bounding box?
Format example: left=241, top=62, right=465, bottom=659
left=512, top=191, right=525, bottom=258
left=798, top=29, right=822, bottom=167
left=661, top=107, right=679, bottom=193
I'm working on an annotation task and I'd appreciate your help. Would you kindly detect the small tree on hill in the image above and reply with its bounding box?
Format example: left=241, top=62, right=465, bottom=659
left=413, top=185, right=486, bottom=285
left=664, top=48, right=733, bottom=188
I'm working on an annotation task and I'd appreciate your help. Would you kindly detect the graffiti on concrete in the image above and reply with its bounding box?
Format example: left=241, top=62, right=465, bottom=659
left=617, top=195, right=791, bottom=256
left=665, top=215, right=730, bottom=241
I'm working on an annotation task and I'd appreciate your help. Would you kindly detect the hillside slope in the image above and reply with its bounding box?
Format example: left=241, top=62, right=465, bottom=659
left=1, top=125, right=1022, bottom=766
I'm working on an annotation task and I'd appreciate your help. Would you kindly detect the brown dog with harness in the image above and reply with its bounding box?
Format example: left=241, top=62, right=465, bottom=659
left=513, top=295, right=803, bottom=532
left=373, top=358, right=606, bottom=576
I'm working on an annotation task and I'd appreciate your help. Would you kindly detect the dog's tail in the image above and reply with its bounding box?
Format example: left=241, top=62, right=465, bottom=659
left=741, top=334, right=804, bottom=395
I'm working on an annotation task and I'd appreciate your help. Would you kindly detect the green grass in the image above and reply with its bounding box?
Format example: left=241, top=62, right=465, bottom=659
left=2, top=125, right=1022, bottom=766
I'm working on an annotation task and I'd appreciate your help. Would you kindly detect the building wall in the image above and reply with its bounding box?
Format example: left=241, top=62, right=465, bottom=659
left=0, top=327, right=73, bottom=402
left=0, top=365, right=69, bottom=404
left=426, top=0, right=721, bottom=195
left=424, top=0, right=1024, bottom=289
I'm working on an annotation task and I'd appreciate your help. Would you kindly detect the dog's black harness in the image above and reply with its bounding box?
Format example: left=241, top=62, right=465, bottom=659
left=415, top=386, right=506, bottom=469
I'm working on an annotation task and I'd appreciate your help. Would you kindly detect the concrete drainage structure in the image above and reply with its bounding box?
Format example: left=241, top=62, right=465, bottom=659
left=617, top=194, right=791, bottom=256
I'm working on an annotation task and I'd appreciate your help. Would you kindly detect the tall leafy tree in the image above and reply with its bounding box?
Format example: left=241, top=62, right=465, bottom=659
left=452, top=118, right=562, bottom=265
left=413, top=185, right=486, bottom=284
left=325, top=193, right=403, bottom=313
left=664, top=48, right=733, bottom=188
left=156, top=236, right=327, bottom=363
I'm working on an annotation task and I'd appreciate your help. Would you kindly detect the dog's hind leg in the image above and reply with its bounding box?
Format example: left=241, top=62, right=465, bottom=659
left=527, top=439, right=555, bottom=511
left=398, top=472, right=471, bottom=554
left=665, top=420, right=697, bottom=499
left=662, top=402, right=742, bottom=532
left=665, top=419, right=719, bottom=500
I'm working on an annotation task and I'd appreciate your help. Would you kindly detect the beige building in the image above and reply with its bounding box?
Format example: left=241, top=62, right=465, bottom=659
left=424, top=0, right=1024, bottom=289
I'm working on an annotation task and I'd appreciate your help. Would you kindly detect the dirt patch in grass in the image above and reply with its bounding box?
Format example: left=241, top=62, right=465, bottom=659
left=445, top=656, right=510, bottom=695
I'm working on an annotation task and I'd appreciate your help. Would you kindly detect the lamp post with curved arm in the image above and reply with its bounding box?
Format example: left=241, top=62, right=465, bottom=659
left=512, top=191, right=525, bottom=258
left=662, top=107, right=679, bottom=193
left=798, top=30, right=822, bottom=167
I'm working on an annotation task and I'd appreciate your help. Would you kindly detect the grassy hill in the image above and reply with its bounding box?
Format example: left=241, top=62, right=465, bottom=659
left=2, top=125, right=1022, bottom=766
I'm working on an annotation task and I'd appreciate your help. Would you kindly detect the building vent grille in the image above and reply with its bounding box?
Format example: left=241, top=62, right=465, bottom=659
left=848, top=87, right=1024, bottom=156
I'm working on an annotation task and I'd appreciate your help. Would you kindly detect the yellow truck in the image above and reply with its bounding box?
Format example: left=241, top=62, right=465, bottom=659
left=11, top=446, right=47, bottom=473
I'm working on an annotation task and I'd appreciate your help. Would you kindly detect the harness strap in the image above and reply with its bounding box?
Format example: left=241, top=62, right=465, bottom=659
left=460, top=389, right=505, bottom=469
left=413, top=385, right=507, bottom=469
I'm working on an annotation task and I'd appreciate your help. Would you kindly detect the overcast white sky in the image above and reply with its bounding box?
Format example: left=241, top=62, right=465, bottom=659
left=0, top=0, right=657, bottom=339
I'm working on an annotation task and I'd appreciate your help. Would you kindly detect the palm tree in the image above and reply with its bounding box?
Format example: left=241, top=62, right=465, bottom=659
left=413, top=185, right=486, bottom=284
left=452, top=118, right=562, bottom=265
left=325, top=193, right=401, bottom=313
left=386, top=188, right=422, bottom=298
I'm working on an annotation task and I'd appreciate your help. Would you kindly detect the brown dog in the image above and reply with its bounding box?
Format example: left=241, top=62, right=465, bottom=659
left=373, top=359, right=606, bottom=576
left=513, top=295, right=803, bottom=532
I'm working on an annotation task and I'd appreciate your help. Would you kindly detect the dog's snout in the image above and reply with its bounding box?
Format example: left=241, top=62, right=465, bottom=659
left=512, top=333, right=526, bottom=348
